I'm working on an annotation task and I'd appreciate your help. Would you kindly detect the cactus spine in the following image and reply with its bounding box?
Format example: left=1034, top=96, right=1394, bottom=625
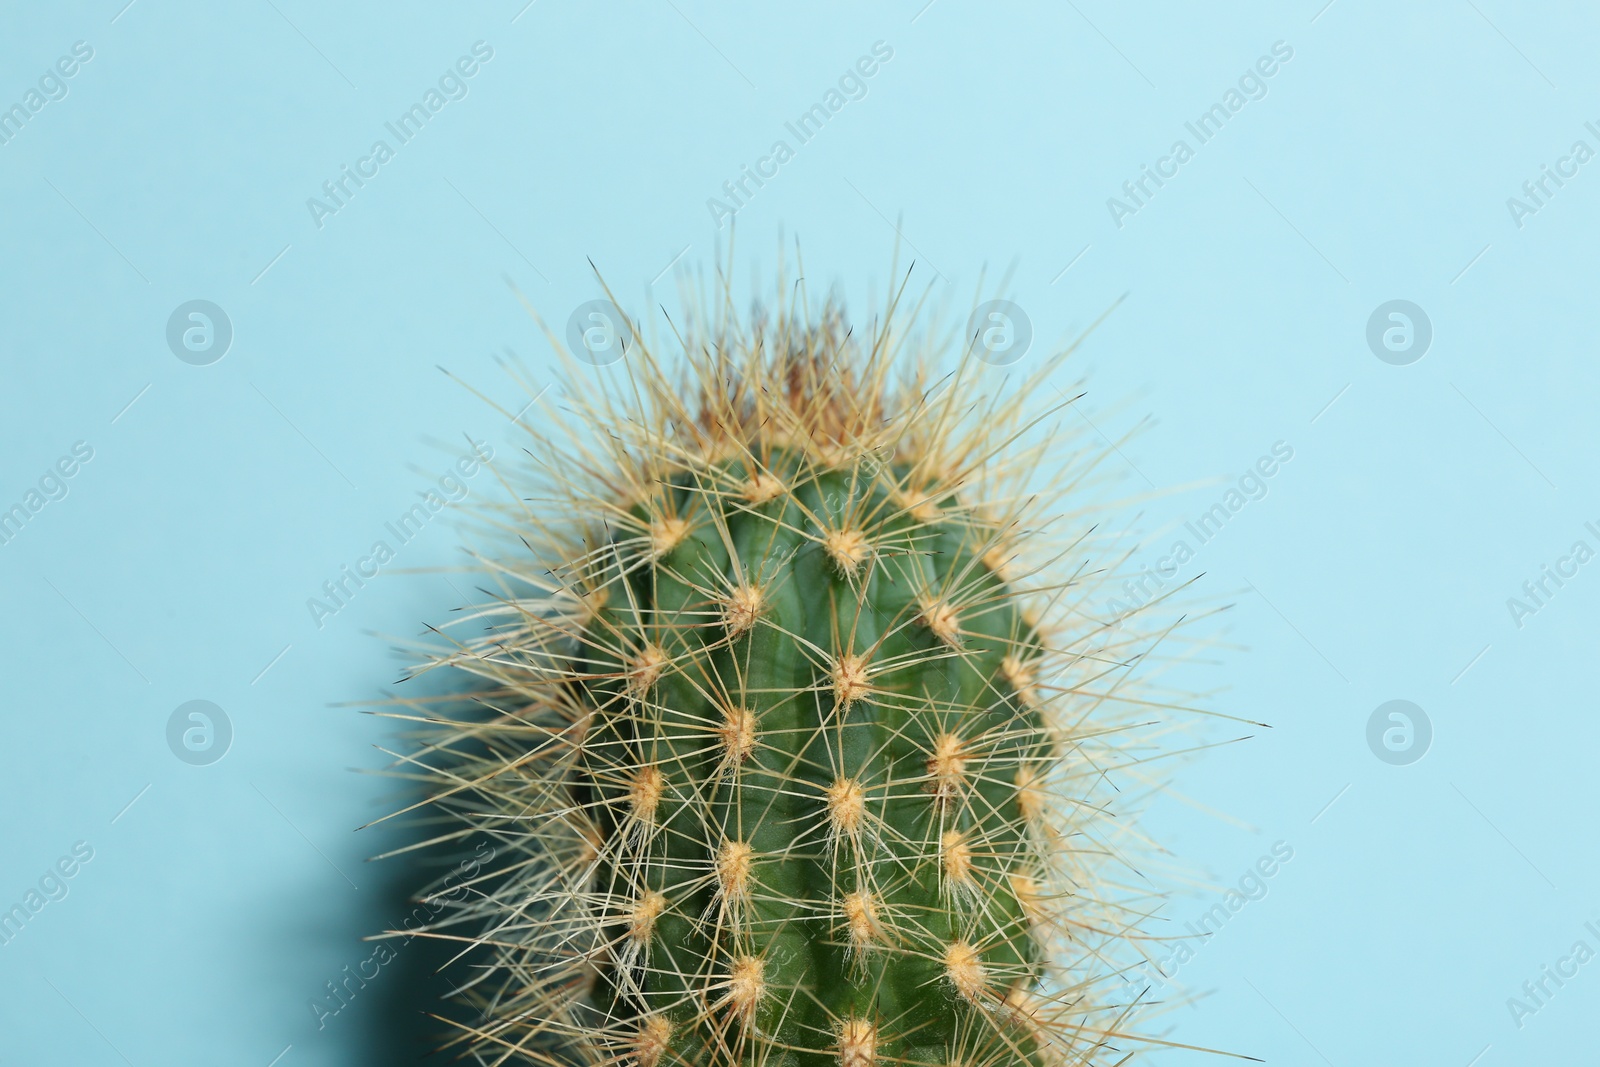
left=399, top=273, right=1182, bottom=1066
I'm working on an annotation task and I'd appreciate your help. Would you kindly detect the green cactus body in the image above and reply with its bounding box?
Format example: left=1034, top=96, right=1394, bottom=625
left=575, top=447, right=1046, bottom=1067
left=404, top=293, right=1176, bottom=1067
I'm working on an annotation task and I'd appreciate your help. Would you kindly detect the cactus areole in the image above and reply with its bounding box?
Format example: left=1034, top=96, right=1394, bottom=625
left=406, top=280, right=1178, bottom=1066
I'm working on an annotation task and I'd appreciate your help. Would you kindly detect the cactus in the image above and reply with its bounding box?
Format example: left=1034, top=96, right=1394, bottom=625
left=393, top=268, right=1190, bottom=1067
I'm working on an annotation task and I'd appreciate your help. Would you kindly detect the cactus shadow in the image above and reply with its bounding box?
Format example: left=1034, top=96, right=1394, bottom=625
left=350, top=837, right=477, bottom=1065
left=345, top=695, right=503, bottom=1064
left=347, top=589, right=563, bottom=1063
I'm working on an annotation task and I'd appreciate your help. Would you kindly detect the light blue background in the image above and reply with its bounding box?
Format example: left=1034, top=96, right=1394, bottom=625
left=2, top=1, right=1596, bottom=1063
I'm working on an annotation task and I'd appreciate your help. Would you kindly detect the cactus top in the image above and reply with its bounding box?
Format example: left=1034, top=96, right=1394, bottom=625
left=401, top=288, right=1183, bottom=1067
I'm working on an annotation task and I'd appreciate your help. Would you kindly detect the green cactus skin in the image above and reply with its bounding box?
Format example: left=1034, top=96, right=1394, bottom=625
left=576, top=446, right=1047, bottom=1067
left=397, top=285, right=1182, bottom=1067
